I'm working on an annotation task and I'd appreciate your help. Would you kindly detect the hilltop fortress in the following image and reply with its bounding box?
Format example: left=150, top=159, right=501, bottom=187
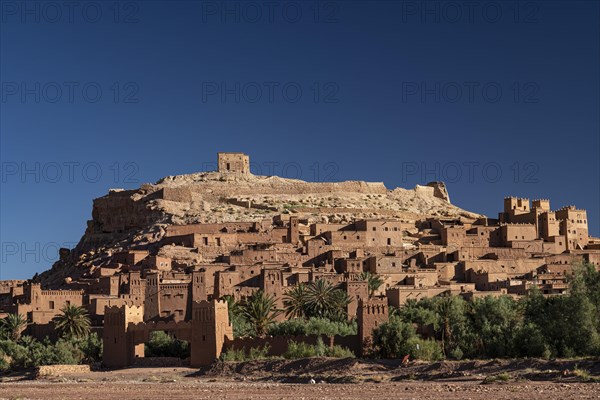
left=1, top=152, right=598, bottom=366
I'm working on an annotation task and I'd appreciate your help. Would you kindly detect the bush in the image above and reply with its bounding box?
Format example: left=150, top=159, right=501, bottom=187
left=326, top=345, right=355, bottom=358
left=220, top=344, right=271, bottom=362
left=283, top=338, right=354, bottom=359
left=514, top=323, right=549, bottom=358
left=221, top=348, right=246, bottom=362
left=248, top=344, right=270, bottom=360
left=75, top=333, right=103, bottom=363
left=406, top=338, right=443, bottom=361
left=268, top=318, right=357, bottom=337
left=0, top=334, right=99, bottom=371
left=144, top=331, right=190, bottom=359
left=284, top=340, right=320, bottom=358
left=372, top=316, right=417, bottom=359
left=482, top=372, right=511, bottom=384
left=448, top=347, right=464, bottom=360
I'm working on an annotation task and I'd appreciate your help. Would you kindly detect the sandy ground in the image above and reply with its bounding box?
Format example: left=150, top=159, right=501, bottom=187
left=0, top=378, right=599, bottom=400
left=0, top=359, right=599, bottom=400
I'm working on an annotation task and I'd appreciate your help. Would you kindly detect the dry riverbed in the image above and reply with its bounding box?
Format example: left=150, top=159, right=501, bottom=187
left=0, top=358, right=598, bottom=400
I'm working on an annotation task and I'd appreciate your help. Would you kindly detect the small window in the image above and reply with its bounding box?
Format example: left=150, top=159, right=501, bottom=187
left=49, top=301, right=55, bottom=310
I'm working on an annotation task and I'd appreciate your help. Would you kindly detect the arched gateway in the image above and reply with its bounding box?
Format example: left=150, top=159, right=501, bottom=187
left=102, top=300, right=233, bottom=368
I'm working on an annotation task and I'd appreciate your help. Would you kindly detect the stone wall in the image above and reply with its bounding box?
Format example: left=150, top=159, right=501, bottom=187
left=36, top=364, right=91, bottom=377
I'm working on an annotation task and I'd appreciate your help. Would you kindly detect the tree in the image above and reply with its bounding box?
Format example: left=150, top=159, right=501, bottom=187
left=524, top=290, right=600, bottom=357
left=0, top=314, right=28, bottom=341
left=360, top=272, right=384, bottom=296
left=469, top=296, right=522, bottom=358
left=145, top=331, right=189, bottom=359
left=222, top=295, right=252, bottom=337
left=372, top=315, right=417, bottom=358
left=303, top=279, right=350, bottom=321
left=397, top=299, right=438, bottom=330
left=329, top=289, right=352, bottom=322
left=305, top=279, right=337, bottom=318
left=283, top=283, right=308, bottom=319
left=430, top=295, right=471, bottom=358
left=53, top=304, right=91, bottom=339
left=241, top=291, right=281, bottom=336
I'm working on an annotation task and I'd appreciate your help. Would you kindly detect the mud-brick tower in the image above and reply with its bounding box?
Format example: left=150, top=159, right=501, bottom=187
left=102, top=305, right=144, bottom=368
left=357, top=297, right=388, bottom=357
left=190, top=300, right=233, bottom=367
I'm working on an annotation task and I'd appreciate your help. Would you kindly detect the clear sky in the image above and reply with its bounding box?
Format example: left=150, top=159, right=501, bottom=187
left=1, top=0, right=599, bottom=280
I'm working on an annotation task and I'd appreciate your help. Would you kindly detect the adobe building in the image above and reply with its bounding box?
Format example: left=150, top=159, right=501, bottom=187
left=1, top=174, right=598, bottom=355
left=217, top=152, right=250, bottom=174
left=103, top=300, right=233, bottom=368
left=357, top=297, right=388, bottom=356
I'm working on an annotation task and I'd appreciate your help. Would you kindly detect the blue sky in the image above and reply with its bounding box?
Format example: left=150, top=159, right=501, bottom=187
left=1, top=0, right=599, bottom=279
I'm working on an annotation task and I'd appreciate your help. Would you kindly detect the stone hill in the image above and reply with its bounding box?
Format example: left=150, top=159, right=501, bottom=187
left=37, top=166, right=481, bottom=287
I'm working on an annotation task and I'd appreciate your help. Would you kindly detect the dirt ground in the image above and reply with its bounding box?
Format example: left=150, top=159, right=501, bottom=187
left=0, top=358, right=598, bottom=400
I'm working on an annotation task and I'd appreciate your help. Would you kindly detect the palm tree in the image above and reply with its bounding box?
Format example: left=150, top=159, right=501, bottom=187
left=0, top=313, right=28, bottom=341
left=283, top=283, right=308, bottom=319
left=241, top=291, right=281, bottom=336
left=222, top=295, right=242, bottom=322
left=329, top=289, right=352, bottom=322
left=53, top=304, right=91, bottom=339
left=360, top=272, right=384, bottom=297
left=305, top=279, right=337, bottom=318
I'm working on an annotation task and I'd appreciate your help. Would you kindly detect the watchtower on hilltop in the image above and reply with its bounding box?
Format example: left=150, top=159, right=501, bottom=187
left=217, top=152, right=250, bottom=174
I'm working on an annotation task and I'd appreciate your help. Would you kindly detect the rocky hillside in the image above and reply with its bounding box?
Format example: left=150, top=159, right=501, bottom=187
left=37, top=171, right=481, bottom=287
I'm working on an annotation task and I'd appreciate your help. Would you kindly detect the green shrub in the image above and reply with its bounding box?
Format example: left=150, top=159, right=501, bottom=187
left=221, top=348, right=246, bottom=362
left=482, top=372, right=511, bottom=384
left=514, top=323, right=550, bottom=358
left=220, top=344, right=271, bottom=362
left=326, top=344, right=355, bottom=358
left=448, top=347, right=464, bottom=360
left=407, top=338, right=443, bottom=361
left=248, top=344, right=270, bottom=360
left=283, top=338, right=354, bottom=359
left=284, top=340, right=319, bottom=359
left=0, top=335, right=97, bottom=370
left=267, top=318, right=357, bottom=337
left=144, top=331, right=190, bottom=359
left=372, top=316, right=417, bottom=359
